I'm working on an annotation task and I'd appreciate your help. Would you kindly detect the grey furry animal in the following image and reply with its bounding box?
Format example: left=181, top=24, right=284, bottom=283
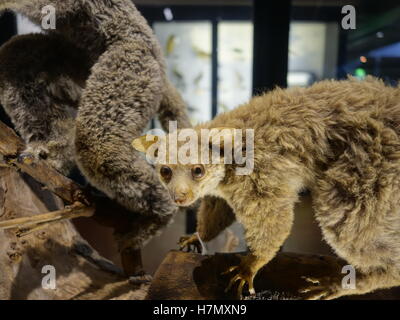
left=0, top=1, right=190, bottom=254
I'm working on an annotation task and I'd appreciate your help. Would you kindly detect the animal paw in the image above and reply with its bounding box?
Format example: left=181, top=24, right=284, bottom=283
left=19, top=142, right=50, bottom=164
left=298, top=276, right=343, bottom=300
left=21, top=140, right=73, bottom=174
left=222, top=254, right=263, bottom=298
left=178, top=234, right=202, bottom=253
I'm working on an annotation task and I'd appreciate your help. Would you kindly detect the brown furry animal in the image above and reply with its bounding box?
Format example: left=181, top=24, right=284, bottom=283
left=134, top=77, right=400, bottom=299
left=0, top=1, right=190, bottom=255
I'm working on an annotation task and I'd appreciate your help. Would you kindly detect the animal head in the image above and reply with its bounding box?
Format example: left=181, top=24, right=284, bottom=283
left=132, top=127, right=247, bottom=206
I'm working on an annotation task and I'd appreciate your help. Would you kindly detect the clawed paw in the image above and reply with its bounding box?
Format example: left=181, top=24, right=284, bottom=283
left=298, top=276, right=342, bottom=300
left=19, top=142, right=49, bottom=164
left=178, top=234, right=202, bottom=253
left=222, top=254, right=260, bottom=298
left=18, top=152, right=36, bottom=165
left=20, top=141, right=70, bottom=173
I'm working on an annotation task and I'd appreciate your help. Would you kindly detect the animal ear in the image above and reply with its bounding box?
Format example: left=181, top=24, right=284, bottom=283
left=132, top=134, right=160, bottom=153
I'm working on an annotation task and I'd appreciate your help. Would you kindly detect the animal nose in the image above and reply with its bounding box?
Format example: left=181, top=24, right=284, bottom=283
left=174, top=191, right=188, bottom=204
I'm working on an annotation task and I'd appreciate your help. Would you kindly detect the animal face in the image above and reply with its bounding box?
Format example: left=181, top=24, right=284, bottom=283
left=132, top=128, right=236, bottom=206
left=155, top=162, right=226, bottom=206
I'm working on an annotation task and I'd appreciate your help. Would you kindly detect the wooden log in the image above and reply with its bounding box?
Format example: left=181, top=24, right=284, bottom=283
left=146, top=250, right=400, bottom=300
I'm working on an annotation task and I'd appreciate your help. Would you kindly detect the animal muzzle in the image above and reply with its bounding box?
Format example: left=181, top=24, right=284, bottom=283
left=172, top=191, right=193, bottom=206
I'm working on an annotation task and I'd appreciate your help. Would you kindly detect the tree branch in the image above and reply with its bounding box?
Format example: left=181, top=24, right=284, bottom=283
left=0, top=120, right=90, bottom=205
left=0, top=202, right=94, bottom=235
left=0, top=120, right=94, bottom=231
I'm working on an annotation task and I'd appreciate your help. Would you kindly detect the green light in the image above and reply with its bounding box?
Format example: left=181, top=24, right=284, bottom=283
left=355, top=68, right=366, bottom=78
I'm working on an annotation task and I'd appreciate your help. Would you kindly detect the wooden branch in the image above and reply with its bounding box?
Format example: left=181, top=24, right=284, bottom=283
left=0, top=120, right=25, bottom=156
left=0, top=120, right=94, bottom=231
left=0, top=202, right=94, bottom=237
left=0, top=120, right=90, bottom=205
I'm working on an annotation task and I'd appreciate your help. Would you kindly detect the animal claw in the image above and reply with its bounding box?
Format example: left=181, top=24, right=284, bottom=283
left=225, top=274, right=241, bottom=293
left=222, top=255, right=258, bottom=298
left=178, top=234, right=202, bottom=253
left=298, top=275, right=343, bottom=300
left=222, top=265, right=238, bottom=275
left=301, top=276, right=321, bottom=285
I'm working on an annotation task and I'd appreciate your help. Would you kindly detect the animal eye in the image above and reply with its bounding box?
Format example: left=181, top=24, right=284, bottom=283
left=160, top=166, right=172, bottom=180
left=153, top=148, right=159, bottom=158
left=191, top=165, right=205, bottom=179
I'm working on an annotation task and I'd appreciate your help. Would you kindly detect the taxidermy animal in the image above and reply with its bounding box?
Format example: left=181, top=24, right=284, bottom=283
left=0, top=0, right=190, bottom=256
left=134, top=77, right=400, bottom=299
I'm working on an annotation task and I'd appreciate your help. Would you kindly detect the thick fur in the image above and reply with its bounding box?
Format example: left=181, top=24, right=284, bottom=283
left=0, top=1, right=190, bottom=250
left=145, top=77, right=400, bottom=298
left=0, top=33, right=89, bottom=173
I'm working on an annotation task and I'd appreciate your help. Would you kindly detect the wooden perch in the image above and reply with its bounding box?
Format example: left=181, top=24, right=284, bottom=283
left=0, top=120, right=93, bottom=232
left=147, top=250, right=400, bottom=300
left=0, top=120, right=25, bottom=156
left=0, top=121, right=89, bottom=205
left=0, top=202, right=94, bottom=236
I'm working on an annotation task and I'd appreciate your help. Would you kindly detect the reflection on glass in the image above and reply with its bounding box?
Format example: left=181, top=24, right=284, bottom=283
left=154, top=22, right=212, bottom=124
left=154, top=20, right=339, bottom=123
left=218, top=22, right=253, bottom=113
left=289, top=22, right=339, bottom=86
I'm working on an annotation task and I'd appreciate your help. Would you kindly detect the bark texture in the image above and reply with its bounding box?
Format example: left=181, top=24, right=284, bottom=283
left=0, top=167, right=148, bottom=300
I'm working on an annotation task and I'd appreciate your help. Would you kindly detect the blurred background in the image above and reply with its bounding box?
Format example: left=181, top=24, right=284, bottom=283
left=1, top=0, right=400, bottom=274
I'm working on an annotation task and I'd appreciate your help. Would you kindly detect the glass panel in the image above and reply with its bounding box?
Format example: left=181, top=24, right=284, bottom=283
left=218, top=22, right=253, bottom=113
left=288, top=22, right=339, bottom=87
left=154, top=21, right=212, bottom=125
left=17, top=14, right=41, bottom=35
left=217, top=21, right=339, bottom=111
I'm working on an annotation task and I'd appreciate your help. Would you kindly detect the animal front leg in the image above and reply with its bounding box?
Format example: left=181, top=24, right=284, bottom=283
left=223, top=196, right=296, bottom=298
left=223, top=253, right=267, bottom=296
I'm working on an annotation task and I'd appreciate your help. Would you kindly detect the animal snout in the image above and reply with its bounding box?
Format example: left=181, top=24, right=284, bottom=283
left=173, top=190, right=191, bottom=205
